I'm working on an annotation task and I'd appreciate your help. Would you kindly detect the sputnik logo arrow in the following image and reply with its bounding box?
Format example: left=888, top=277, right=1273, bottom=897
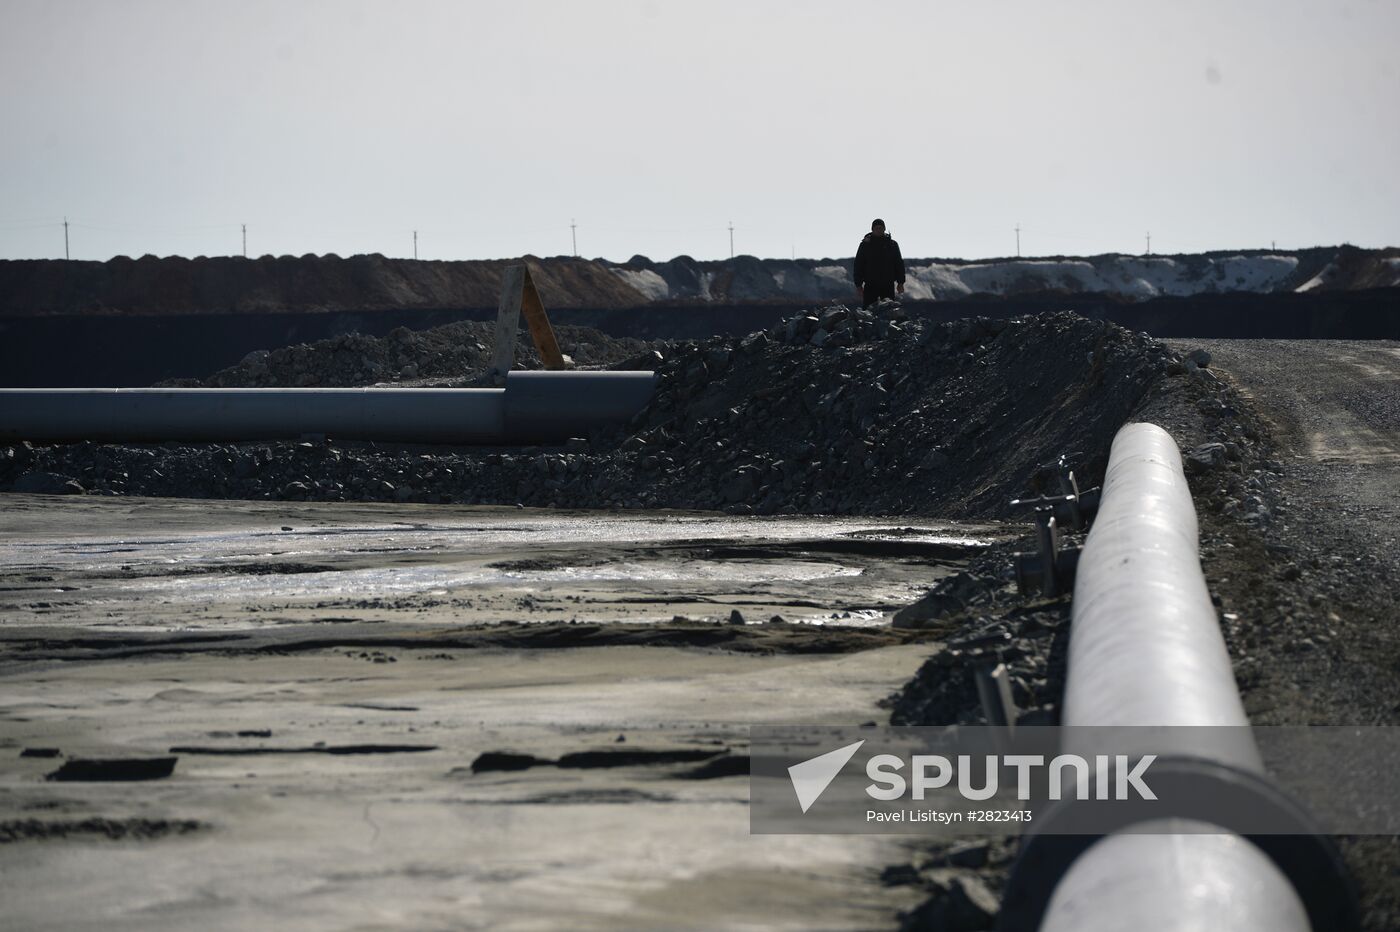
left=788, top=739, right=866, bottom=813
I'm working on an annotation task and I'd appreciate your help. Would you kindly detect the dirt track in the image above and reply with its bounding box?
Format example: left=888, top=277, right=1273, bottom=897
left=1187, top=341, right=1400, bottom=460
left=1156, top=339, right=1400, bottom=730
left=1179, top=339, right=1400, bottom=579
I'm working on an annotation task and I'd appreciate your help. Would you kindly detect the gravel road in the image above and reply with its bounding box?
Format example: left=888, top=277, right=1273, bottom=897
left=1182, top=339, right=1400, bottom=546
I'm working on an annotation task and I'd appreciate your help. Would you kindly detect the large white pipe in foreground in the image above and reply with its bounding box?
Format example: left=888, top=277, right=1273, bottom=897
left=1041, top=821, right=1309, bottom=932
left=1063, top=421, right=1258, bottom=764
left=0, top=371, right=655, bottom=445
left=1037, top=423, right=1308, bottom=932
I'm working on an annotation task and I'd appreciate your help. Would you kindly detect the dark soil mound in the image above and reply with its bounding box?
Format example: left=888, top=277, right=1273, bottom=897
left=623, top=305, right=1165, bottom=517
left=1304, top=244, right=1400, bottom=292
left=0, top=254, right=648, bottom=316
left=159, top=320, right=655, bottom=388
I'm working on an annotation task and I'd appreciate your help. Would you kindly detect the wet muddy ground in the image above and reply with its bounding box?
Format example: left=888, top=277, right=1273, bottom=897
left=0, top=498, right=995, bottom=635
left=0, top=497, right=1001, bottom=931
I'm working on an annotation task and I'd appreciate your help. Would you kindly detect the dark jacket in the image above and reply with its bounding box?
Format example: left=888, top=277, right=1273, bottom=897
left=853, top=233, right=906, bottom=288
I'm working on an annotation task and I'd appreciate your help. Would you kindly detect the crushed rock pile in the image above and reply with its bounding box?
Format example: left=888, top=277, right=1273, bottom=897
left=621, top=305, right=1167, bottom=516
left=159, top=320, right=656, bottom=388
left=3, top=307, right=1176, bottom=517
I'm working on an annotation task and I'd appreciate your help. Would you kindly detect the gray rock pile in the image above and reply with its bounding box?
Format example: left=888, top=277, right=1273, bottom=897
left=159, top=320, right=654, bottom=388
left=623, top=303, right=1169, bottom=517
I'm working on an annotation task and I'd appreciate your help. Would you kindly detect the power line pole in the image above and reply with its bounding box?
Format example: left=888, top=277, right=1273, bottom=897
left=570, top=219, right=577, bottom=257
left=728, top=221, right=734, bottom=259
left=1014, top=223, right=1020, bottom=258
left=1146, top=232, right=1152, bottom=256
left=63, top=217, right=69, bottom=260
left=241, top=224, right=247, bottom=258
left=413, top=230, right=418, bottom=260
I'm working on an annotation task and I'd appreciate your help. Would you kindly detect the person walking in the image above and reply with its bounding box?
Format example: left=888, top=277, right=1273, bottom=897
left=853, top=218, right=906, bottom=307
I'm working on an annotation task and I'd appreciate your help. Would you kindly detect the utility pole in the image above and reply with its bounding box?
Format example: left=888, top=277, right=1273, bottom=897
left=570, top=219, right=577, bottom=257
left=1146, top=232, right=1152, bottom=256
left=728, top=221, right=734, bottom=259
left=413, top=230, right=418, bottom=260
left=1014, top=223, right=1020, bottom=258
left=63, top=217, right=69, bottom=260
left=241, top=224, right=247, bottom=258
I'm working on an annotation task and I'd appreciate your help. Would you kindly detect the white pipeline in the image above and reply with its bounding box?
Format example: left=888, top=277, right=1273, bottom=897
left=1039, top=422, right=1308, bottom=932
left=0, top=371, right=655, bottom=445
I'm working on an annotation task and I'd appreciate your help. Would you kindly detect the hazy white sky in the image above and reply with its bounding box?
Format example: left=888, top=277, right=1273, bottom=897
left=2, top=0, right=1396, bottom=263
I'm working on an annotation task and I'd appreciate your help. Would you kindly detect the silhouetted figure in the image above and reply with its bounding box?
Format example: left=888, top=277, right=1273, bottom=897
left=853, top=218, right=906, bottom=308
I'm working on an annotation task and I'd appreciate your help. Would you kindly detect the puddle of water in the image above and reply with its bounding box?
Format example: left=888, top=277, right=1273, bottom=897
left=113, top=559, right=866, bottom=604
left=0, top=513, right=988, bottom=572
left=1, top=506, right=989, bottom=632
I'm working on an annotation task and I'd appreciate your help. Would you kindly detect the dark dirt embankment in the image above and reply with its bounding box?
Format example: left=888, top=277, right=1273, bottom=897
left=6, top=288, right=1395, bottom=390
left=0, top=253, right=646, bottom=316
left=4, top=246, right=1395, bottom=320
left=0, top=307, right=1167, bottom=519
left=157, top=319, right=654, bottom=388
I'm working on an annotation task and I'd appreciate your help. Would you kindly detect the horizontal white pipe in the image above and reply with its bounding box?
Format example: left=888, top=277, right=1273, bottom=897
left=0, top=387, right=505, bottom=444
left=504, top=370, right=657, bottom=442
left=0, top=371, right=655, bottom=445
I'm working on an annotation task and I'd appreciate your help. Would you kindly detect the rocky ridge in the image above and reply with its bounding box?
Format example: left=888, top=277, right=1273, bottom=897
left=0, top=254, right=646, bottom=316
left=157, top=320, right=653, bottom=388
left=3, top=245, right=1395, bottom=318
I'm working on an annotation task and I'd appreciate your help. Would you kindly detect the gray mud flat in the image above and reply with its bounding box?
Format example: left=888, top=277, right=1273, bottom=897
left=0, top=496, right=995, bottom=635
left=0, top=496, right=996, bottom=930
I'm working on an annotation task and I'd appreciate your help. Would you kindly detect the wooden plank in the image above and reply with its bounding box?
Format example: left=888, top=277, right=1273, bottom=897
left=490, top=265, right=525, bottom=378
left=520, top=265, right=567, bottom=370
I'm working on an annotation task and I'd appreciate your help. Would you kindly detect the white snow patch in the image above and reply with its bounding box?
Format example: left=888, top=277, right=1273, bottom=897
left=612, top=268, right=670, bottom=302
left=1216, top=255, right=1299, bottom=292
left=907, top=255, right=1298, bottom=301
left=1296, top=262, right=1338, bottom=293
left=1383, top=258, right=1400, bottom=286
left=906, top=264, right=971, bottom=300
left=813, top=266, right=850, bottom=287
